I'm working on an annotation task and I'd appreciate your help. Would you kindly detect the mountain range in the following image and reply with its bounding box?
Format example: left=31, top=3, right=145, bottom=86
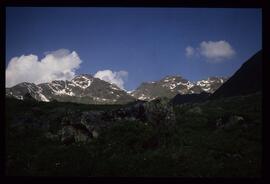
left=130, top=76, right=227, bottom=101
left=5, top=74, right=227, bottom=104
left=171, top=50, right=262, bottom=105
left=5, top=74, right=135, bottom=104
left=6, top=49, right=262, bottom=104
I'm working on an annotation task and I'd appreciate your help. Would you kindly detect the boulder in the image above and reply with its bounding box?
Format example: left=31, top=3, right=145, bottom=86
left=74, top=130, right=90, bottom=142
left=45, top=132, right=59, bottom=141
left=142, top=98, right=176, bottom=127
left=225, top=115, right=244, bottom=128
left=60, top=125, right=76, bottom=144
left=80, top=111, right=104, bottom=131
left=92, top=130, right=99, bottom=138
left=54, top=98, right=176, bottom=144
left=216, top=115, right=244, bottom=129
left=187, top=106, right=202, bottom=114
left=216, top=118, right=223, bottom=128
left=59, top=112, right=94, bottom=144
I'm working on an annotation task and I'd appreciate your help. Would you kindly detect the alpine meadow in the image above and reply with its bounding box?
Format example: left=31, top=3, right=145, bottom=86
left=5, top=7, right=262, bottom=177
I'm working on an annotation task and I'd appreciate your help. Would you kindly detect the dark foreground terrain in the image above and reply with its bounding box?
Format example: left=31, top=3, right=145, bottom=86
left=5, top=93, right=261, bottom=176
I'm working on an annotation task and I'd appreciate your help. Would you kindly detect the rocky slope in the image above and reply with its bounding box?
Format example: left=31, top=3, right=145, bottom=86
left=212, top=50, right=262, bottom=98
left=170, top=92, right=211, bottom=105
left=6, top=74, right=227, bottom=104
left=130, top=76, right=227, bottom=101
left=6, top=74, right=135, bottom=104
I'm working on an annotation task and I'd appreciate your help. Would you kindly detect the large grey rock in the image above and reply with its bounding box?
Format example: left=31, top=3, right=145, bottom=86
left=187, top=106, right=202, bottom=114
left=142, top=98, right=176, bottom=127
left=60, top=125, right=76, bottom=144
left=45, top=132, right=59, bottom=141
left=225, top=115, right=244, bottom=128
left=57, top=111, right=95, bottom=144
left=74, top=130, right=90, bottom=142
left=80, top=111, right=103, bottom=128
left=51, top=98, right=176, bottom=144
left=216, top=115, right=244, bottom=129
left=59, top=124, right=92, bottom=144
left=92, top=130, right=99, bottom=138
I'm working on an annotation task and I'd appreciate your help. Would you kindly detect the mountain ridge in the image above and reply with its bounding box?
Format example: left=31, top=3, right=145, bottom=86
left=212, top=50, right=262, bottom=98
left=6, top=74, right=227, bottom=104
left=130, top=75, right=227, bottom=101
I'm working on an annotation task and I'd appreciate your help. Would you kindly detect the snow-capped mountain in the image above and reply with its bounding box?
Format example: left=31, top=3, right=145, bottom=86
left=196, top=76, right=228, bottom=93
left=6, top=74, right=135, bottom=104
left=6, top=74, right=228, bottom=104
left=130, top=76, right=227, bottom=101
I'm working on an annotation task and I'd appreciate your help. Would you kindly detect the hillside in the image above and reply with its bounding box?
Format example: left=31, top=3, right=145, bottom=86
left=6, top=93, right=261, bottom=176
left=212, top=50, right=262, bottom=98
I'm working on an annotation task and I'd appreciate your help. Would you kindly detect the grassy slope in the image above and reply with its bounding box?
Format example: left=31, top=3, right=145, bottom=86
left=5, top=94, right=261, bottom=176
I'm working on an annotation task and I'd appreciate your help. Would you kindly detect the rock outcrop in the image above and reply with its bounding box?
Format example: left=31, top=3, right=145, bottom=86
left=48, top=98, right=176, bottom=144
left=216, top=115, right=245, bottom=129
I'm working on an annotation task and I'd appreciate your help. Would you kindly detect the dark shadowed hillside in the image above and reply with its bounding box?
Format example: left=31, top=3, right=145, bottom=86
left=212, top=50, right=262, bottom=98
left=170, top=92, right=211, bottom=105
left=6, top=92, right=261, bottom=176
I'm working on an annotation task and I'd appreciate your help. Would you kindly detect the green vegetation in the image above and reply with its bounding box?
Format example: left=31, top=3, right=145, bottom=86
left=5, top=94, right=261, bottom=176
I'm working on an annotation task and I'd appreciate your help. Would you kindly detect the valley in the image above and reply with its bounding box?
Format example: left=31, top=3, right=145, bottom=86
left=5, top=50, right=262, bottom=176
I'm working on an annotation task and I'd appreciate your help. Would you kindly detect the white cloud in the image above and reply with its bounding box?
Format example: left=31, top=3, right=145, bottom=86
left=185, top=40, right=236, bottom=63
left=5, top=49, right=82, bottom=87
left=94, top=70, right=128, bottom=89
left=199, top=40, right=235, bottom=61
left=185, top=46, right=195, bottom=57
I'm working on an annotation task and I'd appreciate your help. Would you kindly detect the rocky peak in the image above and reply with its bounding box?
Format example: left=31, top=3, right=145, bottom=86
left=131, top=76, right=227, bottom=101
left=196, top=77, right=228, bottom=93
left=6, top=73, right=135, bottom=104
left=73, top=74, right=94, bottom=80
left=161, top=75, right=188, bottom=83
left=71, top=74, right=94, bottom=90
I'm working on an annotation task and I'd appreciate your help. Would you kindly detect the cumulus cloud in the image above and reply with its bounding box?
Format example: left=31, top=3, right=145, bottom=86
left=199, top=40, right=235, bottom=61
left=185, top=40, right=236, bottom=62
left=185, top=46, right=195, bottom=57
left=94, top=70, right=128, bottom=89
left=5, top=49, right=82, bottom=87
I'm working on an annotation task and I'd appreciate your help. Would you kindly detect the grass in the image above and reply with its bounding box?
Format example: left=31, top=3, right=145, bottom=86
left=5, top=94, right=262, bottom=176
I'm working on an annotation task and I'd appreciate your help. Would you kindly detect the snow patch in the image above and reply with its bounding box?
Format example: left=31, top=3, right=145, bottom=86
left=48, top=83, right=75, bottom=96
left=93, top=97, right=111, bottom=102
left=138, top=94, right=154, bottom=101
left=72, top=76, right=93, bottom=89
left=68, top=83, right=76, bottom=87
left=39, top=93, right=50, bottom=102
left=14, top=95, right=23, bottom=100
left=57, top=89, right=75, bottom=96
left=36, top=86, right=50, bottom=102
left=110, top=85, right=121, bottom=91
left=127, top=90, right=134, bottom=94
left=138, top=94, right=147, bottom=100
left=203, top=87, right=211, bottom=91
left=169, top=83, right=176, bottom=90
left=179, top=81, right=194, bottom=89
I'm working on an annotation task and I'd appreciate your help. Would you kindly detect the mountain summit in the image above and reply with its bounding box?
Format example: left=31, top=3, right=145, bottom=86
left=6, top=74, right=135, bottom=104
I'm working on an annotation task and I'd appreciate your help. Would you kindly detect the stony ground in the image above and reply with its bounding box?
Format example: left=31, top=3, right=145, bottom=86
left=5, top=93, right=261, bottom=176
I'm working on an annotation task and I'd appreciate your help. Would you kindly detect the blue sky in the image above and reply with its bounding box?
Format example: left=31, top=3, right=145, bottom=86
left=6, top=7, right=261, bottom=90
